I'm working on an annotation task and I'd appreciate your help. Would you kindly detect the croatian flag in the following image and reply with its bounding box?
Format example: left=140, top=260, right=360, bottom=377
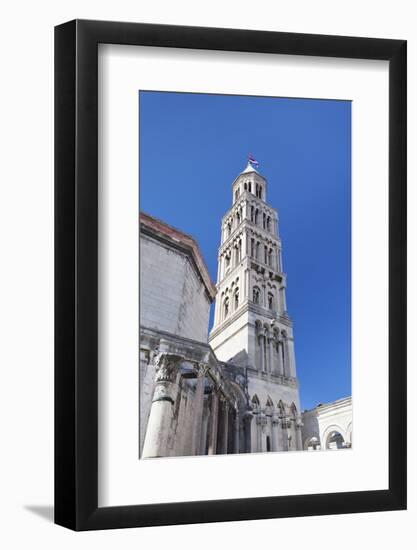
left=248, top=154, right=260, bottom=168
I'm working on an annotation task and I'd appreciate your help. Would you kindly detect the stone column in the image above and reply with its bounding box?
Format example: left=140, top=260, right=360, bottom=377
left=277, top=341, right=284, bottom=376
left=268, top=337, right=274, bottom=374
left=245, top=269, right=250, bottom=300
left=278, top=286, right=287, bottom=313
left=256, top=414, right=264, bottom=452
left=295, top=416, right=303, bottom=450
left=271, top=414, right=279, bottom=451
left=199, top=400, right=209, bottom=455
left=243, top=412, right=253, bottom=452
left=259, top=335, right=265, bottom=372
left=142, top=353, right=182, bottom=458
left=207, top=389, right=219, bottom=455
left=282, top=339, right=288, bottom=377
left=281, top=285, right=288, bottom=312
left=242, top=230, right=247, bottom=260
left=287, top=337, right=297, bottom=378
left=250, top=415, right=258, bottom=452
left=234, top=409, right=240, bottom=454
left=220, top=400, right=229, bottom=454
left=280, top=416, right=290, bottom=452
left=191, top=363, right=208, bottom=455
left=214, top=293, right=220, bottom=326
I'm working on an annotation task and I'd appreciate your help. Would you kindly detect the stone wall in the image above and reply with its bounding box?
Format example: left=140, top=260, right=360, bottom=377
left=140, top=232, right=212, bottom=343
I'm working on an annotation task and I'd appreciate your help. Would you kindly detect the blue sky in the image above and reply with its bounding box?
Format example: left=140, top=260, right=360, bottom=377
left=139, top=91, right=351, bottom=411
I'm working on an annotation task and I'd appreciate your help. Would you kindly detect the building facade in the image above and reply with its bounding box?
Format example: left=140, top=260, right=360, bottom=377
left=302, top=397, right=352, bottom=451
left=139, top=164, right=351, bottom=459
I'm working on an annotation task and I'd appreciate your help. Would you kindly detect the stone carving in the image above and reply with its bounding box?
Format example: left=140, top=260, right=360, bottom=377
left=295, top=416, right=304, bottom=429
left=153, top=352, right=183, bottom=383
left=195, top=362, right=210, bottom=377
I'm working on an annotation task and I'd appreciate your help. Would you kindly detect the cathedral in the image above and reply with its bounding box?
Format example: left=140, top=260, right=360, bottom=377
left=139, top=161, right=351, bottom=458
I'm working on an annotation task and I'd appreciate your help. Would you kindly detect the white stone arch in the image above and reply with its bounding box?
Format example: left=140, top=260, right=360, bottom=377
left=252, top=285, right=261, bottom=305
left=304, top=435, right=321, bottom=451
left=321, top=424, right=346, bottom=450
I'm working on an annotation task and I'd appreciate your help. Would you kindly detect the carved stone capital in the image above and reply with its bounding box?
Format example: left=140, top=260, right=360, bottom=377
left=195, top=362, right=210, bottom=378
left=272, top=414, right=280, bottom=425
left=256, top=412, right=268, bottom=427
left=153, top=352, right=183, bottom=383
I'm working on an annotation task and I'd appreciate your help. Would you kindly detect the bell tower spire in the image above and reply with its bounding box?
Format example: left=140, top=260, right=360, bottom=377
left=209, top=159, right=302, bottom=452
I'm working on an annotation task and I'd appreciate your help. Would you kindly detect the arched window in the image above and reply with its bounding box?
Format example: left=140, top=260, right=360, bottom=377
left=251, top=394, right=260, bottom=413
left=263, top=212, right=266, bottom=229
left=253, top=286, right=260, bottom=304
left=268, top=292, right=274, bottom=310
left=259, top=186, right=263, bottom=200
left=223, top=297, right=229, bottom=319
left=250, top=238, right=255, bottom=257
left=267, top=216, right=271, bottom=231
left=248, top=182, right=252, bottom=193
left=265, top=396, right=274, bottom=416
left=305, top=436, right=321, bottom=451
left=326, top=431, right=345, bottom=450
left=256, top=241, right=260, bottom=259
left=234, top=288, right=239, bottom=310
left=251, top=206, right=254, bottom=222
left=268, top=248, right=273, bottom=266
left=264, top=245, right=268, bottom=263
left=255, top=209, right=259, bottom=225
left=266, top=436, right=271, bottom=452
left=256, top=183, right=259, bottom=196
left=244, top=182, right=247, bottom=191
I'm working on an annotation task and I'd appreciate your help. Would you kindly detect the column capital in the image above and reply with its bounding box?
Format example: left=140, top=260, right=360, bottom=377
left=154, top=352, right=183, bottom=383
left=272, top=413, right=280, bottom=425
left=295, top=416, right=303, bottom=429
left=256, top=412, right=268, bottom=427
left=194, top=362, right=210, bottom=377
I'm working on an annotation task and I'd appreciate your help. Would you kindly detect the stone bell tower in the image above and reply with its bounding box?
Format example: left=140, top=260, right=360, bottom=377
left=209, top=160, right=303, bottom=452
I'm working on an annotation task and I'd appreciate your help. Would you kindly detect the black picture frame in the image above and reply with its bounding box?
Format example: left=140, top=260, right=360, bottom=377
left=55, top=19, right=407, bottom=531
